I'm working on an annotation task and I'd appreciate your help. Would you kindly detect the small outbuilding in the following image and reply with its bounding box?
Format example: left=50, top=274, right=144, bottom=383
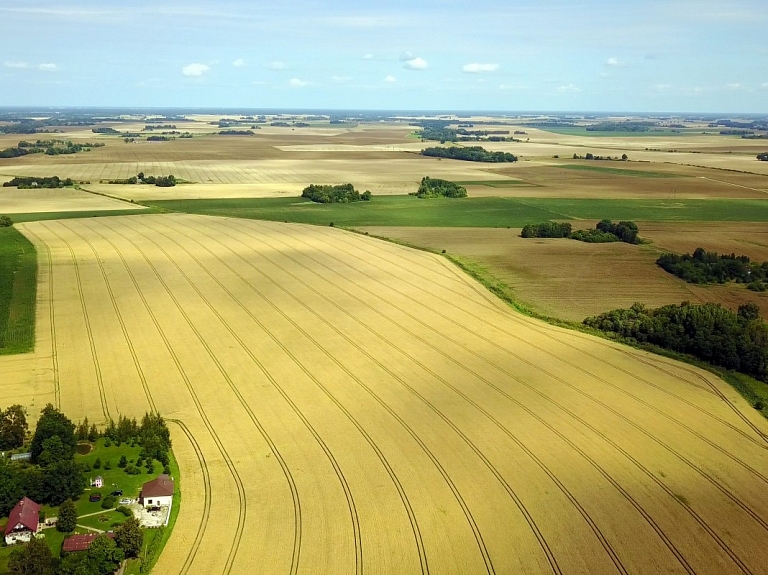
left=4, top=497, right=40, bottom=545
left=139, top=474, right=174, bottom=508
left=91, top=475, right=103, bottom=488
left=62, top=532, right=115, bottom=553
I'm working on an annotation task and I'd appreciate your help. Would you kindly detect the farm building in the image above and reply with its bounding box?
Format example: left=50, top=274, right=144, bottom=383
left=62, top=532, right=115, bottom=553
left=3, top=497, right=40, bottom=545
left=139, top=474, right=174, bottom=508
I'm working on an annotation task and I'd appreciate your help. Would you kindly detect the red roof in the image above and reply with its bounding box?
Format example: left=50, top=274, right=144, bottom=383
left=141, top=474, right=174, bottom=499
left=62, top=532, right=115, bottom=553
left=4, top=498, right=39, bottom=537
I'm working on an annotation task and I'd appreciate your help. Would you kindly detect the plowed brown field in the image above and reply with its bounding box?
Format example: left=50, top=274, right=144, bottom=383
left=2, top=214, right=768, bottom=574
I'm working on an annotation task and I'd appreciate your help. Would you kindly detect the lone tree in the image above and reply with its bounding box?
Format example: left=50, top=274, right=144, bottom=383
left=0, top=404, right=28, bottom=450
left=57, top=499, right=77, bottom=532
left=115, top=516, right=144, bottom=558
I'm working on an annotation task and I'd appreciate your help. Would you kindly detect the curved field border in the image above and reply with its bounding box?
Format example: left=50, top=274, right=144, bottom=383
left=11, top=214, right=768, bottom=575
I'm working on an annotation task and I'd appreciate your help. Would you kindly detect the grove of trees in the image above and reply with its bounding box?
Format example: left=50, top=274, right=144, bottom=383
left=584, top=302, right=768, bottom=382
left=520, top=222, right=572, bottom=238
left=301, top=183, right=371, bottom=203
left=3, top=176, right=74, bottom=189
left=657, top=248, right=768, bottom=289
left=412, top=177, right=467, bottom=198
left=521, top=219, right=639, bottom=244
left=571, top=219, right=639, bottom=244
left=421, top=146, right=518, bottom=163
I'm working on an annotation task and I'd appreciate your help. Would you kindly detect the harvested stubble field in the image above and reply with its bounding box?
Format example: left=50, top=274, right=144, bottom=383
left=2, top=213, right=768, bottom=574
left=361, top=226, right=768, bottom=321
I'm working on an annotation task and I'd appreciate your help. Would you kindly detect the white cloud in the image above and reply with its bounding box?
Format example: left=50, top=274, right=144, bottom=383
left=653, top=83, right=672, bottom=92
left=726, top=82, right=742, bottom=90
left=289, top=78, right=309, bottom=87
left=399, top=51, right=414, bottom=61
left=606, top=57, right=625, bottom=67
left=404, top=57, right=428, bottom=70
left=384, top=75, right=396, bottom=82
left=232, top=58, right=245, bottom=68
left=556, top=83, right=581, bottom=93
left=761, top=82, right=768, bottom=90
left=363, top=53, right=374, bottom=60
left=269, top=61, right=286, bottom=70
left=38, top=63, right=57, bottom=72
left=4, top=61, right=28, bottom=69
left=331, top=75, right=351, bottom=81
left=462, top=63, right=499, bottom=73
left=182, top=63, right=210, bottom=77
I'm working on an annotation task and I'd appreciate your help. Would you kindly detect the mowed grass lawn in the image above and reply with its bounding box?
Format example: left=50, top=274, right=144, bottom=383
left=75, top=438, right=160, bottom=517
left=148, top=196, right=768, bottom=227
left=0, top=226, right=36, bottom=354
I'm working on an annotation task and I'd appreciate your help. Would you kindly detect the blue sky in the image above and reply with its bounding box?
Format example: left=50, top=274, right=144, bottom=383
left=1, top=0, right=767, bottom=112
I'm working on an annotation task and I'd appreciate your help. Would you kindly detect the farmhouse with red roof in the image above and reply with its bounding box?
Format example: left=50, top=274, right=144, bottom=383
left=139, top=474, right=174, bottom=508
left=3, top=497, right=40, bottom=545
left=62, top=532, right=115, bottom=553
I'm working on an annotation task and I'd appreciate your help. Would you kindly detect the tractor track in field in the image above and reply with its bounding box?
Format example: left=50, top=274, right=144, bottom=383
left=247, top=218, right=764, bottom=573
left=41, top=222, right=111, bottom=422
left=167, top=418, right=213, bottom=575
left=59, top=220, right=157, bottom=414
left=76, top=218, right=249, bottom=575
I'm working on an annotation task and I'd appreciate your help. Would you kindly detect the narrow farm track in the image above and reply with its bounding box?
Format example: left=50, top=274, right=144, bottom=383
left=4, top=213, right=767, bottom=575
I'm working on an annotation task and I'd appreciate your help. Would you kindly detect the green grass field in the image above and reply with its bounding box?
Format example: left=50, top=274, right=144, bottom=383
left=7, top=208, right=156, bottom=224
left=146, top=196, right=768, bottom=227
left=556, top=164, right=686, bottom=178
left=0, top=226, right=36, bottom=355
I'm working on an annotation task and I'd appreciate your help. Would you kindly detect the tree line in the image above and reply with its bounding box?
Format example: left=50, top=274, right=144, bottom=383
left=584, top=302, right=768, bottom=383
left=106, top=173, right=176, bottom=187
left=301, top=183, right=371, bottom=203
left=521, top=219, right=639, bottom=244
left=3, top=176, right=74, bottom=189
left=657, top=248, right=768, bottom=290
left=412, top=177, right=467, bottom=198
left=421, top=146, right=518, bottom=163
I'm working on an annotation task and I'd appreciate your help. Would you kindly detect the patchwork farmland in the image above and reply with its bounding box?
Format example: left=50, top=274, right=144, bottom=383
left=2, top=213, right=768, bottom=574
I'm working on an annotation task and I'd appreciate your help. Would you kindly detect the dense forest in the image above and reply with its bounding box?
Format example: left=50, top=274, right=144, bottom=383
left=3, top=176, right=74, bottom=189
left=412, top=177, right=467, bottom=198
left=585, top=302, right=768, bottom=383
left=522, top=219, right=639, bottom=243
left=421, top=146, right=518, bottom=163
left=657, top=248, right=768, bottom=290
left=301, top=183, right=371, bottom=203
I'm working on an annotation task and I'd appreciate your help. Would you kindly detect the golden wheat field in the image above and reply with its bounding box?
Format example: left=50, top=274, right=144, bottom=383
left=1, top=213, right=767, bottom=574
